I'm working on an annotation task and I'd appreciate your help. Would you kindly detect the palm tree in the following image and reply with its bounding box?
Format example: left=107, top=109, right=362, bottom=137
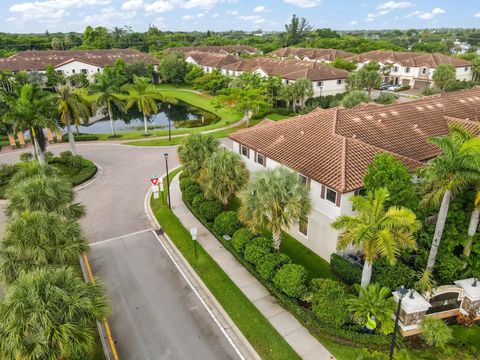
left=89, top=67, right=126, bottom=137
left=280, top=83, right=295, bottom=111
left=122, top=76, right=165, bottom=136
left=178, top=133, right=219, bottom=179
left=239, top=167, right=311, bottom=253
left=199, top=149, right=249, bottom=208
left=0, top=210, right=89, bottom=284
left=421, top=126, right=480, bottom=271
left=293, top=79, right=313, bottom=108
left=0, top=267, right=108, bottom=359
left=6, top=174, right=85, bottom=220
left=3, top=84, right=56, bottom=165
left=55, top=84, right=93, bottom=154
left=332, top=188, right=419, bottom=288
left=464, top=186, right=480, bottom=260
left=347, top=284, right=396, bottom=334
left=10, top=161, right=59, bottom=184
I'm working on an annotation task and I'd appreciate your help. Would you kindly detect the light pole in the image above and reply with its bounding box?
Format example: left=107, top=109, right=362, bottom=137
left=389, top=286, right=409, bottom=360
left=164, top=153, right=171, bottom=209
left=168, top=118, right=171, bottom=142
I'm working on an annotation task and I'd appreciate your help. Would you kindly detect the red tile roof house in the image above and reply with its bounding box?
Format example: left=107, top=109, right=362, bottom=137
left=0, top=49, right=159, bottom=80
left=184, top=51, right=242, bottom=74
left=229, top=87, right=480, bottom=261
left=164, top=45, right=262, bottom=56
left=269, top=47, right=354, bottom=63
left=347, top=50, right=473, bottom=90
left=220, top=57, right=350, bottom=97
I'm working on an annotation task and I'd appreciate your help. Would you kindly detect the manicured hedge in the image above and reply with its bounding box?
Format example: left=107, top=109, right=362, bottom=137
left=257, top=253, right=291, bottom=281
left=198, top=200, right=223, bottom=222
left=213, top=211, right=241, bottom=237
left=311, top=278, right=350, bottom=329
left=273, top=264, right=308, bottom=299
left=244, top=237, right=271, bottom=265
left=232, top=228, right=255, bottom=255
left=330, top=253, right=362, bottom=285
left=183, top=184, right=203, bottom=205
left=62, top=133, right=98, bottom=142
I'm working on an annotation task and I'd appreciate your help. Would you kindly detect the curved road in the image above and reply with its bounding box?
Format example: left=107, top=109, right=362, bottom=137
left=0, top=143, right=239, bottom=360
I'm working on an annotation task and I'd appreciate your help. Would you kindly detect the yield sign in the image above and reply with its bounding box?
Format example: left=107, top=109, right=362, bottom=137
left=150, top=176, right=159, bottom=186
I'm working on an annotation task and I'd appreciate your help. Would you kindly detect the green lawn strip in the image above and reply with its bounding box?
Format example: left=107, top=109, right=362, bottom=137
left=151, top=171, right=300, bottom=360
left=265, top=113, right=292, bottom=121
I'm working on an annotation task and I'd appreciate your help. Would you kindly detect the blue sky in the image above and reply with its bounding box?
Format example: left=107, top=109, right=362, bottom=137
left=1, top=0, right=479, bottom=33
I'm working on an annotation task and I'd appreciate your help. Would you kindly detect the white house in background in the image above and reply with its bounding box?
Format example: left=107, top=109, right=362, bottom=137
left=221, top=57, right=349, bottom=97
left=348, top=50, right=473, bottom=90
left=184, top=51, right=241, bottom=74
left=164, top=45, right=262, bottom=56
left=0, top=49, right=159, bottom=80
left=269, top=47, right=354, bottom=63
left=229, top=87, right=480, bottom=261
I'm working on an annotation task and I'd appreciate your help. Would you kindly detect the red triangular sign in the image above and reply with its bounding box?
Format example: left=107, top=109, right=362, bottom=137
left=150, top=178, right=159, bottom=185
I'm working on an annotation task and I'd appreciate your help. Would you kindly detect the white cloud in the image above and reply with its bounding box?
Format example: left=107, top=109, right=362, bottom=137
left=10, top=0, right=111, bottom=21
left=253, top=5, right=266, bottom=13
left=418, top=12, right=433, bottom=19
left=406, top=7, right=445, bottom=20
left=283, top=0, right=321, bottom=8
left=144, top=0, right=177, bottom=12
left=475, top=13, right=480, bottom=18
left=197, top=12, right=205, bottom=17
left=226, top=10, right=238, bottom=15
left=432, top=7, right=445, bottom=15
left=349, top=20, right=358, bottom=25
left=122, top=0, right=144, bottom=10
left=377, top=1, right=412, bottom=10
left=211, top=12, right=219, bottom=17
left=182, top=14, right=193, bottom=19
left=238, top=14, right=265, bottom=23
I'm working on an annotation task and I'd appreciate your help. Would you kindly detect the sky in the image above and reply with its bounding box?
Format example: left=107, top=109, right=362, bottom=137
left=1, top=0, right=480, bottom=34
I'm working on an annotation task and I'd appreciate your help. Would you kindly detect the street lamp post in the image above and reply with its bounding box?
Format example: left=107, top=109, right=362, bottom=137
left=168, top=118, right=171, bottom=142
left=164, top=153, right=171, bottom=209
left=389, top=286, right=409, bottom=360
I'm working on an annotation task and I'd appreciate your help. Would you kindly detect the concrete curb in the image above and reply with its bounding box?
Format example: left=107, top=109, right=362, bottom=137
left=144, top=168, right=261, bottom=360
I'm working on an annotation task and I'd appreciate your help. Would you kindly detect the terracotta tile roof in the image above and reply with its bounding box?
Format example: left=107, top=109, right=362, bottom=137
left=223, top=57, right=349, bottom=81
left=348, top=50, right=471, bottom=68
left=185, top=51, right=241, bottom=68
left=0, top=49, right=159, bottom=72
left=269, top=47, right=354, bottom=62
left=164, top=45, right=260, bottom=55
left=229, top=87, right=480, bottom=193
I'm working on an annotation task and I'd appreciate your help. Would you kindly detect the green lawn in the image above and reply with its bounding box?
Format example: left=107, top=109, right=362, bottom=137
left=151, top=170, right=300, bottom=360
left=96, top=86, right=242, bottom=141
left=265, top=113, right=293, bottom=121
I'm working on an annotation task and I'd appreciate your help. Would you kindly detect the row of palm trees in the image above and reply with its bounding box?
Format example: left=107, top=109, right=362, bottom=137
left=0, top=72, right=166, bottom=158
left=0, top=161, right=108, bottom=358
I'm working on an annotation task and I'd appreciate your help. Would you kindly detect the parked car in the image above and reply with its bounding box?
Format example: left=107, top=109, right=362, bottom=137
left=379, top=83, right=390, bottom=90
left=388, top=84, right=401, bottom=91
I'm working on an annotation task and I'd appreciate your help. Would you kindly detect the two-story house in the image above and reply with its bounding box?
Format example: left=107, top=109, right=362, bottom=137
left=184, top=51, right=241, bottom=74
left=348, top=50, right=473, bottom=90
left=229, top=87, right=480, bottom=261
left=269, top=47, right=354, bottom=63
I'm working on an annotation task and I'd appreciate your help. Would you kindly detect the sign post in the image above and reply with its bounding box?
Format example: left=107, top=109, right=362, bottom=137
left=190, top=227, right=198, bottom=259
left=150, top=175, right=160, bottom=200
left=159, top=178, right=165, bottom=205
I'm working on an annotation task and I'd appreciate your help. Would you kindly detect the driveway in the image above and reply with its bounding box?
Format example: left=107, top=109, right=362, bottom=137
left=0, top=143, right=240, bottom=360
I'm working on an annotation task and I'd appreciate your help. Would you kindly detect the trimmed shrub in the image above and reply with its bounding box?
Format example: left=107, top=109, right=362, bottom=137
left=273, top=264, right=308, bottom=299
left=257, top=253, right=291, bottom=280
left=372, top=257, right=416, bottom=290
left=183, top=184, right=202, bottom=205
left=244, top=237, right=271, bottom=265
left=19, top=152, right=33, bottom=162
left=311, top=278, right=350, bottom=329
left=62, top=133, right=98, bottom=141
left=192, top=194, right=205, bottom=210
left=180, top=177, right=197, bottom=192
left=330, top=254, right=362, bottom=285
left=232, top=228, right=255, bottom=255
left=198, top=200, right=223, bottom=222
left=421, top=317, right=452, bottom=348
left=213, top=211, right=241, bottom=237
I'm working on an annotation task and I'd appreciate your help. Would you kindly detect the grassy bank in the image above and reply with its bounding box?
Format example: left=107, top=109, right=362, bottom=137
left=151, top=169, right=300, bottom=360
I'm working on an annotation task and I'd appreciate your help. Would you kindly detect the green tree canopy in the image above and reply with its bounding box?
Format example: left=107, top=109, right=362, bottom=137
left=177, top=133, right=219, bottom=179
left=159, top=53, right=188, bottom=85
left=340, top=90, right=372, bottom=108
left=432, top=64, right=456, bottom=92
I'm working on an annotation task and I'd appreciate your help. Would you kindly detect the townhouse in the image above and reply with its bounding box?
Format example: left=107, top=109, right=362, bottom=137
left=164, top=45, right=261, bottom=56
left=269, top=47, right=354, bottom=63
left=348, top=50, right=473, bottom=90
left=229, top=87, right=480, bottom=261
left=221, top=58, right=349, bottom=96
left=0, top=49, right=159, bottom=80
left=184, top=51, right=241, bottom=74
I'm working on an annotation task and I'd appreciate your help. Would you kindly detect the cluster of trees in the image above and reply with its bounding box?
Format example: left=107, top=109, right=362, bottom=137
left=0, top=158, right=108, bottom=358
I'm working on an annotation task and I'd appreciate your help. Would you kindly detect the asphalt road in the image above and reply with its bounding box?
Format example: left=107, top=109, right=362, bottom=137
left=0, top=143, right=239, bottom=360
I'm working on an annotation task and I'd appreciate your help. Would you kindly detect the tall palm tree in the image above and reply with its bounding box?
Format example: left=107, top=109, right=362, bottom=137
left=239, top=167, right=311, bottom=253
left=178, top=133, right=219, bottom=179
left=421, top=126, right=480, bottom=271
left=332, top=188, right=419, bottom=288
left=89, top=67, right=125, bottom=137
left=6, top=174, right=85, bottom=220
left=3, top=84, right=56, bottom=165
left=55, top=84, right=93, bottom=154
left=0, top=267, right=108, bottom=359
left=199, top=149, right=249, bottom=208
left=122, top=76, right=165, bottom=136
left=0, top=210, right=89, bottom=285
left=293, top=79, right=314, bottom=108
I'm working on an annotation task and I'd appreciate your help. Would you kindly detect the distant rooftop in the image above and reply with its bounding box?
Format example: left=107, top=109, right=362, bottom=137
left=164, top=45, right=261, bottom=55
left=269, top=47, right=354, bottom=62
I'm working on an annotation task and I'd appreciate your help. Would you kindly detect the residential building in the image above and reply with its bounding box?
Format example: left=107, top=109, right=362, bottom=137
left=221, top=58, right=349, bottom=96
left=269, top=47, right=354, bottom=63
left=348, top=50, right=473, bottom=90
left=184, top=51, right=241, bottom=73
left=164, top=45, right=261, bottom=56
left=229, top=87, right=480, bottom=261
left=0, top=49, right=159, bottom=80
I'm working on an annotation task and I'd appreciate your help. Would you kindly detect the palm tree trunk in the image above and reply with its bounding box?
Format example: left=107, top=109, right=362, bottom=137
left=66, top=116, right=77, bottom=154
left=426, top=189, right=452, bottom=271
left=463, top=206, right=480, bottom=259
left=108, top=103, right=116, bottom=137
left=31, top=128, right=46, bottom=165
left=143, top=113, right=149, bottom=136
left=272, top=230, right=281, bottom=254
left=361, top=260, right=372, bottom=289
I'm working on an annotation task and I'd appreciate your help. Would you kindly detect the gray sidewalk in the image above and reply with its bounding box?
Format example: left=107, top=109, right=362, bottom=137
left=169, top=174, right=335, bottom=360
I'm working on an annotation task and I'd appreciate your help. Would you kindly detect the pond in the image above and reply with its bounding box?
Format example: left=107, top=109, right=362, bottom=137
left=74, top=100, right=220, bottom=134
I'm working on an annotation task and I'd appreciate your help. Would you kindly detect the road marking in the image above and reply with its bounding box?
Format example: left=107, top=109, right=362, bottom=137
left=151, top=229, right=245, bottom=360
left=91, top=228, right=153, bottom=246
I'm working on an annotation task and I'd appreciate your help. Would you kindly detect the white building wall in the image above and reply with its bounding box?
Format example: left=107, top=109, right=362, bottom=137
left=54, top=61, right=101, bottom=79
left=312, top=79, right=346, bottom=96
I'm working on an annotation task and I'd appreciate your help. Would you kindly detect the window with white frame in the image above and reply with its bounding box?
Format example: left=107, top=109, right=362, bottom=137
left=405, top=67, right=410, bottom=73
left=240, top=145, right=249, bottom=158
left=299, top=174, right=308, bottom=187
left=317, top=81, right=323, bottom=87
left=326, top=188, right=337, bottom=204
left=354, top=188, right=366, bottom=197
left=71, top=69, right=76, bottom=74
left=256, top=153, right=265, bottom=166
left=465, top=66, right=469, bottom=72
left=81, top=69, right=87, bottom=74
left=299, top=218, right=308, bottom=236
left=422, top=68, right=427, bottom=75
left=337, top=79, right=343, bottom=85
left=393, top=66, right=399, bottom=72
